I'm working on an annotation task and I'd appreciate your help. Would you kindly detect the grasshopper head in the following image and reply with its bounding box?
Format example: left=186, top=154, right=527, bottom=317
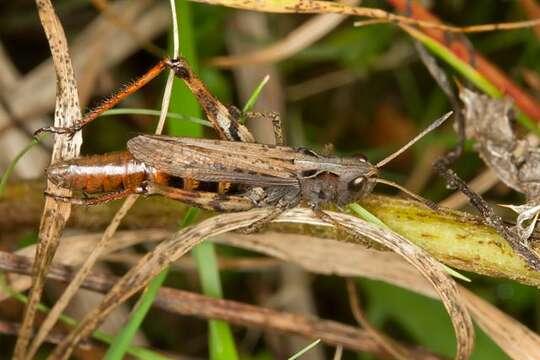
left=336, top=156, right=378, bottom=205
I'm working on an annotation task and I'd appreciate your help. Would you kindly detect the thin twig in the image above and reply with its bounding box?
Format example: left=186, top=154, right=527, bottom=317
left=0, top=250, right=444, bottom=360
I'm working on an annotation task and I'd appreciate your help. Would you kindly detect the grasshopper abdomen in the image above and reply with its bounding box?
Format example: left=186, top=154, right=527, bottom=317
left=46, top=151, right=151, bottom=194
left=46, top=150, right=238, bottom=204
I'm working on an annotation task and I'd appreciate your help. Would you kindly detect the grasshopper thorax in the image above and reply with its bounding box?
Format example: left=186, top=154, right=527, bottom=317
left=300, top=155, right=378, bottom=207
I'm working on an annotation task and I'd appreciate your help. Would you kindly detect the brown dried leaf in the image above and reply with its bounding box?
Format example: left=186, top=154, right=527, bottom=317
left=460, top=88, right=521, bottom=191
left=460, top=88, right=540, bottom=246
left=290, top=209, right=474, bottom=360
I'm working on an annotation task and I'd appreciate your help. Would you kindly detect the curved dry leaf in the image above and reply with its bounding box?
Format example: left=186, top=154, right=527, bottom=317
left=49, top=208, right=473, bottom=360
left=49, top=209, right=275, bottom=359
left=280, top=209, right=474, bottom=360
left=218, top=232, right=540, bottom=360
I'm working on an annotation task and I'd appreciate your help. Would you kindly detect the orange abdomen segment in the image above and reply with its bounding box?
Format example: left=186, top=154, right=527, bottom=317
left=47, top=151, right=150, bottom=193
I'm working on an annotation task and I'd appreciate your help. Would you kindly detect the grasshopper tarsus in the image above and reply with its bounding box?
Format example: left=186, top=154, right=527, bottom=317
left=34, top=125, right=81, bottom=138
left=165, top=57, right=191, bottom=80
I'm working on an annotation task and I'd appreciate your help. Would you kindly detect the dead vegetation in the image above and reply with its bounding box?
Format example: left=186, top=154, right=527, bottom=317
left=1, top=1, right=540, bottom=359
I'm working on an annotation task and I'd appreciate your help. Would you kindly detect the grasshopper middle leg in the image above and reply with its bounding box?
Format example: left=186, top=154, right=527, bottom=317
left=244, top=111, right=284, bottom=145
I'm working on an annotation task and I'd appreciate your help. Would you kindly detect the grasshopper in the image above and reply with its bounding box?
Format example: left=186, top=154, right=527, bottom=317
left=41, top=57, right=450, bottom=226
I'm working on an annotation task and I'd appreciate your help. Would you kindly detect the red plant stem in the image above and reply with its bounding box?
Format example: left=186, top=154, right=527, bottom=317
left=519, top=0, right=540, bottom=38
left=386, top=0, right=540, bottom=122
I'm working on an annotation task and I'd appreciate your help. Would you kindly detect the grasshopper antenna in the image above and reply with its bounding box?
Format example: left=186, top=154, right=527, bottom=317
left=375, top=111, right=453, bottom=169
left=374, top=178, right=438, bottom=210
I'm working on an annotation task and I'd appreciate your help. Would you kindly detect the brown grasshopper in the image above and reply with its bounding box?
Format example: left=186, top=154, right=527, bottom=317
left=41, top=57, right=450, bottom=226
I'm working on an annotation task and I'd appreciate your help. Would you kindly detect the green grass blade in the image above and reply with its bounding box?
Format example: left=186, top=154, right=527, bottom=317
left=103, top=269, right=169, bottom=360
left=170, top=1, right=238, bottom=358
left=104, top=207, right=200, bottom=359
left=101, top=108, right=213, bottom=128
left=348, top=203, right=470, bottom=282
left=242, top=75, right=270, bottom=113
left=0, top=137, right=40, bottom=196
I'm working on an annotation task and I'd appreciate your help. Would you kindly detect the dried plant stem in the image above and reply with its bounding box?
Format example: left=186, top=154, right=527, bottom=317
left=191, top=0, right=540, bottom=34
left=346, top=279, right=411, bottom=360
left=13, top=0, right=83, bottom=358
left=439, top=168, right=499, bottom=209
left=25, top=196, right=138, bottom=359
left=0, top=251, right=444, bottom=360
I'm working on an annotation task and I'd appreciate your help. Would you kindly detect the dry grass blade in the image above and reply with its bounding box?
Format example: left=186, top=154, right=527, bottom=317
left=0, top=320, right=99, bottom=351
left=13, top=0, right=83, bottom=358
left=47, top=208, right=473, bottom=360
left=191, top=0, right=540, bottom=33
left=25, top=196, right=138, bottom=359
left=49, top=209, right=274, bottom=359
left=210, top=0, right=359, bottom=67
left=26, top=1, right=180, bottom=356
left=0, top=251, right=445, bottom=359
left=4, top=228, right=539, bottom=358
left=279, top=209, right=474, bottom=360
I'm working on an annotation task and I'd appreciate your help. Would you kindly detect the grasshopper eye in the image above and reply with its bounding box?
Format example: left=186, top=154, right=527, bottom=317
left=348, top=177, right=366, bottom=192
left=355, top=153, right=367, bottom=161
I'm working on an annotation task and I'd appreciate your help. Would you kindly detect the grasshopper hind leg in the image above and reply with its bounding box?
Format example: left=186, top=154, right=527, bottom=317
left=139, top=182, right=256, bottom=212
left=45, top=188, right=135, bottom=205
